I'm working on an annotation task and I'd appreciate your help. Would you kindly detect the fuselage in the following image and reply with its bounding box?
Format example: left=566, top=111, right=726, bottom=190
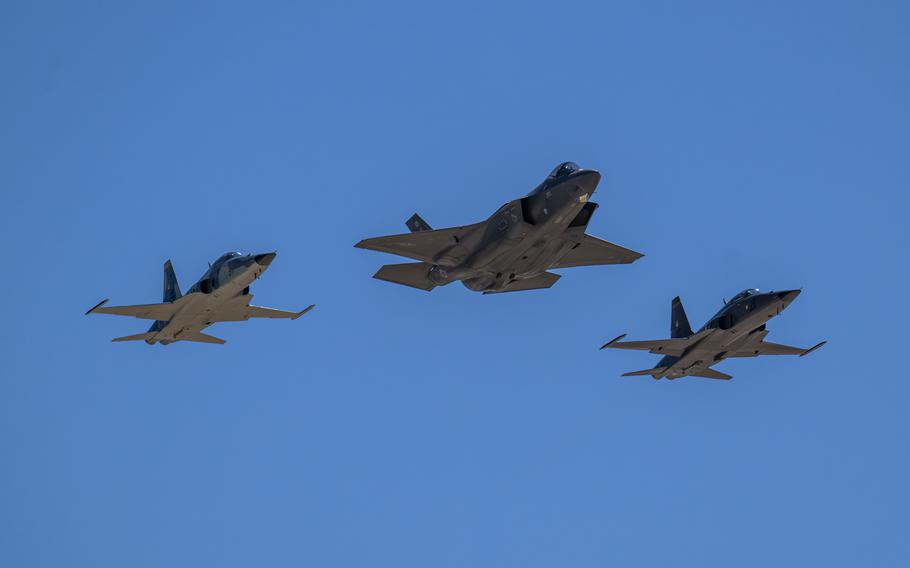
left=150, top=252, right=275, bottom=344
left=657, top=289, right=802, bottom=378
left=428, top=162, right=601, bottom=292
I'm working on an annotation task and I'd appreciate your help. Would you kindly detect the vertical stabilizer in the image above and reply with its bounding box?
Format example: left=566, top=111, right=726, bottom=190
left=163, top=260, right=181, bottom=302
left=671, top=296, right=693, bottom=338
left=148, top=260, right=181, bottom=335
left=406, top=213, right=433, bottom=233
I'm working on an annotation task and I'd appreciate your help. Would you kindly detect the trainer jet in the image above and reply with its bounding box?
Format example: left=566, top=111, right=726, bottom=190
left=86, top=252, right=314, bottom=345
left=601, top=288, right=825, bottom=380
left=355, top=162, right=643, bottom=293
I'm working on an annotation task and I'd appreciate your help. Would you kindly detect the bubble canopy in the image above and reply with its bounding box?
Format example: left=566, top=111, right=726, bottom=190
left=729, top=288, right=760, bottom=302
left=548, top=162, right=580, bottom=179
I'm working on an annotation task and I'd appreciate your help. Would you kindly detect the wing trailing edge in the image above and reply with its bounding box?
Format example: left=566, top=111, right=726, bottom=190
left=551, top=234, right=644, bottom=268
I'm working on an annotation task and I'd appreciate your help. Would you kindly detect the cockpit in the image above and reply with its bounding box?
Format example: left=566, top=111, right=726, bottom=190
left=548, top=162, right=581, bottom=179
left=208, top=252, right=243, bottom=274
left=729, top=288, right=760, bottom=303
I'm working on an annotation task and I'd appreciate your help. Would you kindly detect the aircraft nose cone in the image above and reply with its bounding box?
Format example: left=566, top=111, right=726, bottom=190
left=576, top=170, right=601, bottom=192
left=254, top=252, right=277, bottom=266
left=567, top=170, right=601, bottom=201
left=776, top=289, right=801, bottom=304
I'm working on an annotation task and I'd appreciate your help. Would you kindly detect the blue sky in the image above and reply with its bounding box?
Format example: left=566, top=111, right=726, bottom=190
left=1, top=1, right=908, bottom=566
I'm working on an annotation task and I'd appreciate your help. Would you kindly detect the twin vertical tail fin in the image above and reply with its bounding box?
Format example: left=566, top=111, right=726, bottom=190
left=406, top=213, right=433, bottom=233
left=671, top=296, right=693, bottom=339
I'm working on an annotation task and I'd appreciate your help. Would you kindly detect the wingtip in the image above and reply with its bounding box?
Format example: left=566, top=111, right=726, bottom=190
left=800, top=340, right=827, bottom=357
left=85, top=298, right=109, bottom=315
left=292, top=304, right=316, bottom=320
left=600, top=333, right=627, bottom=350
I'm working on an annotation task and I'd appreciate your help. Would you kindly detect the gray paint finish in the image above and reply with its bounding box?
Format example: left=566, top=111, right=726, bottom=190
left=602, top=289, right=826, bottom=380
left=86, top=252, right=314, bottom=345
left=355, top=162, right=643, bottom=294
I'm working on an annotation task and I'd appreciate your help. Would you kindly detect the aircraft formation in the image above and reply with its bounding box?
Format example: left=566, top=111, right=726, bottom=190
left=86, top=161, right=825, bottom=380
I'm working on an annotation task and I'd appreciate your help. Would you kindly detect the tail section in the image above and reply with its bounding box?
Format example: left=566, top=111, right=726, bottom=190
left=373, top=262, right=436, bottom=291
left=112, top=332, right=156, bottom=344
left=148, top=260, right=181, bottom=334
left=671, top=296, right=693, bottom=338
left=406, top=213, right=433, bottom=233
left=622, top=366, right=667, bottom=379
left=177, top=331, right=225, bottom=344
left=690, top=368, right=732, bottom=380
left=483, top=272, right=561, bottom=294
left=163, top=260, right=181, bottom=302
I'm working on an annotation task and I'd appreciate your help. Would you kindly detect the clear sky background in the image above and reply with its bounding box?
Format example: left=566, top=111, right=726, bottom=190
left=1, top=1, right=908, bottom=566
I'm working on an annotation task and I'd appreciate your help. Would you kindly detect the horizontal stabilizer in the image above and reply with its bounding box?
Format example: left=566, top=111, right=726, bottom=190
left=622, top=367, right=667, bottom=378
left=177, top=331, right=225, bottom=344
left=373, top=262, right=435, bottom=291
left=483, top=272, right=561, bottom=294
left=111, top=332, right=155, bottom=343
left=690, top=368, right=732, bottom=380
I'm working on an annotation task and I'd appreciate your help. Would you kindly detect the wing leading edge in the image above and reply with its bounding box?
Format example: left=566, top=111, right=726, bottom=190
left=601, top=329, right=716, bottom=357
left=731, top=340, right=827, bottom=357
left=212, top=296, right=315, bottom=322
left=355, top=224, right=478, bottom=263
left=85, top=298, right=186, bottom=321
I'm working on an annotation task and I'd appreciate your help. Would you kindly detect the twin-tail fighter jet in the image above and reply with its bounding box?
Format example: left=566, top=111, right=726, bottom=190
left=355, top=162, right=643, bottom=293
left=86, top=252, right=314, bottom=345
left=601, top=288, right=826, bottom=380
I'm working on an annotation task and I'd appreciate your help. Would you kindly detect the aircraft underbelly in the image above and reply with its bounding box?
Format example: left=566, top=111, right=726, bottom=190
left=156, top=293, right=225, bottom=338
left=475, top=230, right=574, bottom=277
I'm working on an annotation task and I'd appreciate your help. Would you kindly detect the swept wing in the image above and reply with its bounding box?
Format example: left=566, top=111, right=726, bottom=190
left=552, top=235, right=643, bottom=268
left=731, top=340, right=826, bottom=357
left=212, top=296, right=315, bottom=322
left=602, top=328, right=716, bottom=357
left=354, top=224, right=479, bottom=263
left=85, top=297, right=187, bottom=321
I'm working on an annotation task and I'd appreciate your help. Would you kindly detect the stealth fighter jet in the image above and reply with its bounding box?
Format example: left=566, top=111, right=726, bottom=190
left=355, top=162, right=643, bottom=293
left=86, top=252, right=314, bottom=345
left=601, top=289, right=825, bottom=380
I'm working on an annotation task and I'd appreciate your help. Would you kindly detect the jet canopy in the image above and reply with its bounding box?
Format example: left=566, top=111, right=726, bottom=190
left=729, top=288, right=760, bottom=303
left=548, top=162, right=580, bottom=179
left=209, top=252, right=243, bottom=274
left=215, top=252, right=242, bottom=263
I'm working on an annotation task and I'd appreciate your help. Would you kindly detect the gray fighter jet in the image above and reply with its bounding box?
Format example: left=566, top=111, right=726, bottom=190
left=355, top=162, right=643, bottom=293
left=601, top=289, right=825, bottom=380
left=86, top=252, right=314, bottom=345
